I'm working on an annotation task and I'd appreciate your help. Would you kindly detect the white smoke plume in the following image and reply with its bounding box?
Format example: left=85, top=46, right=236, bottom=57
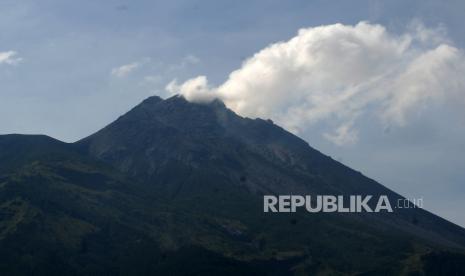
left=166, top=22, right=465, bottom=145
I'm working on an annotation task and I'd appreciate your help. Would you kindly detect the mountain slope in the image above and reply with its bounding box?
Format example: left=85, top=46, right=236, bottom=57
left=0, top=135, right=288, bottom=275
left=77, top=96, right=465, bottom=249
left=0, top=96, right=465, bottom=275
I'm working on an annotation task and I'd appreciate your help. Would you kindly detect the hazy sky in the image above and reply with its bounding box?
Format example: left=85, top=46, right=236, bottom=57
left=1, top=0, right=464, bottom=227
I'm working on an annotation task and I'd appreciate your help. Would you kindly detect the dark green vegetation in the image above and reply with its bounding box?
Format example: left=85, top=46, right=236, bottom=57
left=1, top=96, right=465, bottom=275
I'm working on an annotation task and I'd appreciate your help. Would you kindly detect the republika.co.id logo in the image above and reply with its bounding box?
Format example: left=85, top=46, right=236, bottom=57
left=264, top=195, right=423, bottom=213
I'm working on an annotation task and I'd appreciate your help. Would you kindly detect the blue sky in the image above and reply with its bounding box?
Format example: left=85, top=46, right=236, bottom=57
left=1, top=0, right=465, bottom=226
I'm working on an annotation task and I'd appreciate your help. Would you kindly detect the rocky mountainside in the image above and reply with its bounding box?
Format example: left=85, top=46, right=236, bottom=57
left=1, top=95, right=465, bottom=275
left=77, top=96, right=465, bottom=248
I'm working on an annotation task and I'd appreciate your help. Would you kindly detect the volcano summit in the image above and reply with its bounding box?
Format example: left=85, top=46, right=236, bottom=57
left=0, top=95, right=464, bottom=275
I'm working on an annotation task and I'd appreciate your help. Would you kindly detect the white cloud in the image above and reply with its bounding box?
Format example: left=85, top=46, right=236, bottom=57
left=0, top=51, right=22, bottom=65
left=111, top=62, right=140, bottom=77
left=166, top=22, right=465, bottom=145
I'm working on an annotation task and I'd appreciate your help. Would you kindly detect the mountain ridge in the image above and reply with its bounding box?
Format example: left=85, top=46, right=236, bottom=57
left=1, top=95, right=465, bottom=275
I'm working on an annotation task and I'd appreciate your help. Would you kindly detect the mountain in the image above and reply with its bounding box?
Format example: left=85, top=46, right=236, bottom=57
left=1, top=95, right=465, bottom=275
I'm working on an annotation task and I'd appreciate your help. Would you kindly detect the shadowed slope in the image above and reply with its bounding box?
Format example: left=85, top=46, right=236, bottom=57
left=0, top=96, right=464, bottom=275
